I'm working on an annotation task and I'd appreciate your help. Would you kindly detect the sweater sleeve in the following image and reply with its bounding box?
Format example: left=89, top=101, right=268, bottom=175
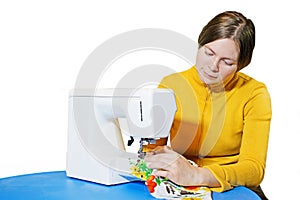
left=204, top=84, right=272, bottom=192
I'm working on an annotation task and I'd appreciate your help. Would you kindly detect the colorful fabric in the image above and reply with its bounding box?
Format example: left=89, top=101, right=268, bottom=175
left=130, top=159, right=212, bottom=199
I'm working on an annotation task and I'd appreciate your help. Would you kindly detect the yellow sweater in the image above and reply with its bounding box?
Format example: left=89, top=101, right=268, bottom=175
left=150, top=66, right=272, bottom=192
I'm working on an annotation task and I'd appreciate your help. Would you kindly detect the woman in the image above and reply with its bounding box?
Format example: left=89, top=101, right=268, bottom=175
left=144, top=11, right=271, bottom=199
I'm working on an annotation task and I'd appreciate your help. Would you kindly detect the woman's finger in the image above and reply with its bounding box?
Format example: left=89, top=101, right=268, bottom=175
left=153, top=169, right=170, bottom=178
left=151, top=146, right=172, bottom=154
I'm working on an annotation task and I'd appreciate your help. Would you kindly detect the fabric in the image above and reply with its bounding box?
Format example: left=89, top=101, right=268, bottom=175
left=129, top=158, right=212, bottom=199
left=144, top=66, right=272, bottom=192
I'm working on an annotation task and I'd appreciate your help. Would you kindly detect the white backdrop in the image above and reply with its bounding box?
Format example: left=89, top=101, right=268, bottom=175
left=1, top=1, right=299, bottom=199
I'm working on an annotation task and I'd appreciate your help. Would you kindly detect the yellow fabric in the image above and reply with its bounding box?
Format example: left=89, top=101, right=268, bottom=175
left=154, top=66, right=272, bottom=192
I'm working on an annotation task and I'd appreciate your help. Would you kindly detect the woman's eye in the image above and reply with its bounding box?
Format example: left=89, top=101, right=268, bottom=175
left=205, top=51, right=214, bottom=56
left=223, top=60, right=234, bottom=66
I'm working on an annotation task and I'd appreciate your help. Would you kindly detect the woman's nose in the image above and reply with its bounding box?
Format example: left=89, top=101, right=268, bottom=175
left=210, top=58, right=219, bottom=72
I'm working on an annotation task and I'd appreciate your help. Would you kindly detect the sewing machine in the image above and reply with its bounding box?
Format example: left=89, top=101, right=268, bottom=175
left=66, top=88, right=177, bottom=185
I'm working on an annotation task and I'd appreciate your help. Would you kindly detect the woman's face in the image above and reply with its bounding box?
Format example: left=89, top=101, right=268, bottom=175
left=196, top=38, right=239, bottom=86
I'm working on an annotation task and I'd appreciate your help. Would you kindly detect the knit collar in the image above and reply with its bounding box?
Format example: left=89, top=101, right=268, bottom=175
left=191, top=66, right=238, bottom=93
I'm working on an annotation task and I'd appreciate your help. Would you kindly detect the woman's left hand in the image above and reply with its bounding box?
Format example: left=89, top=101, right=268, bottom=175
left=144, top=146, right=210, bottom=186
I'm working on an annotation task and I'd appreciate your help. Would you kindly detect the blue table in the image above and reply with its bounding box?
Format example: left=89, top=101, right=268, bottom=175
left=0, top=171, right=260, bottom=200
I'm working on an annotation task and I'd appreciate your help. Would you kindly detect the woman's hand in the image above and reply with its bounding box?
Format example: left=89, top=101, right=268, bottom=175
left=144, top=146, right=220, bottom=187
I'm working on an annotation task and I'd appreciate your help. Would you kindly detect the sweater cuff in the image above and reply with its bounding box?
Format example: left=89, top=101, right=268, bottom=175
left=203, top=164, right=232, bottom=192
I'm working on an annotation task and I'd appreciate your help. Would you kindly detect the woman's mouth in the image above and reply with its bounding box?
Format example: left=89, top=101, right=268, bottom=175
left=203, top=70, right=218, bottom=79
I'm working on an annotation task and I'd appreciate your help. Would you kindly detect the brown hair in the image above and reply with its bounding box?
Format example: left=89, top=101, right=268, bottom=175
left=198, top=11, right=255, bottom=70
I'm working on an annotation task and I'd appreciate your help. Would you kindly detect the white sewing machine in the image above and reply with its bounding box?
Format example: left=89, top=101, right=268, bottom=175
left=66, top=88, right=177, bottom=185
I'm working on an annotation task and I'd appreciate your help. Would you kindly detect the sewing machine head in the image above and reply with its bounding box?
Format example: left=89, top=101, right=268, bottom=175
left=66, top=88, right=177, bottom=185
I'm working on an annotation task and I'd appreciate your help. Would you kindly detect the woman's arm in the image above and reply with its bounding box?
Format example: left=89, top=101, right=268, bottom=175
left=145, top=84, right=272, bottom=192
left=204, top=84, right=272, bottom=192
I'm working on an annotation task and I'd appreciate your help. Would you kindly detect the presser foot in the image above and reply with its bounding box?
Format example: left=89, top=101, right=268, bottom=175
left=138, top=138, right=156, bottom=159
